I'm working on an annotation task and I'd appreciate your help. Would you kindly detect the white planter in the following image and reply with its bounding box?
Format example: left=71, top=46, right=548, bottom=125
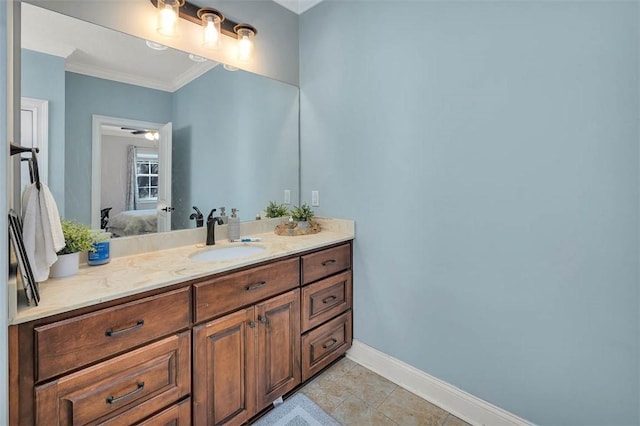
left=50, top=252, right=80, bottom=278
left=296, top=220, right=309, bottom=230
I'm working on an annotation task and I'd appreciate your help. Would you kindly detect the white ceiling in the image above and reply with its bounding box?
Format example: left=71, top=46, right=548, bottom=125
left=21, top=2, right=218, bottom=93
left=272, top=0, right=324, bottom=15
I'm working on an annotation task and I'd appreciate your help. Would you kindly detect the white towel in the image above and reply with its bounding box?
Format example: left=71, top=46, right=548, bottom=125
left=22, top=183, right=65, bottom=282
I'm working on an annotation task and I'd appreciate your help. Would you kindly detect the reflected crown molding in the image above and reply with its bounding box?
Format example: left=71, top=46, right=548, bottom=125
left=65, top=59, right=219, bottom=93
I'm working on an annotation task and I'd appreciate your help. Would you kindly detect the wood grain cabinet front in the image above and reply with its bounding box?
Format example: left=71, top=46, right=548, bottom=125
left=34, top=331, right=191, bottom=426
left=301, top=311, right=353, bottom=381
left=193, top=289, right=301, bottom=425
left=301, top=243, right=351, bottom=285
left=34, top=287, right=191, bottom=382
left=194, top=257, right=300, bottom=323
left=301, top=270, right=352, bottom=333
left=136, top=398, right=191, bottom=426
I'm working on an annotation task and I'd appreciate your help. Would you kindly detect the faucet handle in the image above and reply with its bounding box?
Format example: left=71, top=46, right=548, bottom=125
left=207, top=208, right=217, bottom=221
left=192, top=206, right=203, bottom=217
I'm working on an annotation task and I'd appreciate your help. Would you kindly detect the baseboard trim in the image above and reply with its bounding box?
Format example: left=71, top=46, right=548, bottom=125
left=346, top=340, right=532, bottom=426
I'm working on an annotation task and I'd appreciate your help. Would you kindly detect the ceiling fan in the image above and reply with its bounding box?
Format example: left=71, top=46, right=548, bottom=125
left=121, top=127, right=159, bottom=141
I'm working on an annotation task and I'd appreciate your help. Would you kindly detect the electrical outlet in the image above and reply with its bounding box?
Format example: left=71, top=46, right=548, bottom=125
left=311, top=190, right=319, bottom=207
left=284, top=189, right=291, bottom=204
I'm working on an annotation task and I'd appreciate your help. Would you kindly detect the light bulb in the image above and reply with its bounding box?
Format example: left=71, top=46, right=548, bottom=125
left=234, top=25, right=256, bottom=63
left=200, top=11, right=222, bottom=49
left=238, top=35, right=252, bottom=62
left=157, top=0, right=179, bottom=36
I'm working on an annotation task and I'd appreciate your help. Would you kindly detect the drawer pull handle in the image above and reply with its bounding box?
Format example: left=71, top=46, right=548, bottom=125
left=106, top=382, right=145, bottom=404
left=321, top=259, right=337, bottom=266
left=245, top=281, right=267, bottom=291
left=105, top=320, right=144, bottom=337
left=322, top=295, right=338, bottom=304
left=322, top=338, right=338, bottom=349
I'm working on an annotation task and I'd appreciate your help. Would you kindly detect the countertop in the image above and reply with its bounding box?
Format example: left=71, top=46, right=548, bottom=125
left=11, top=218, right=354, bottom=325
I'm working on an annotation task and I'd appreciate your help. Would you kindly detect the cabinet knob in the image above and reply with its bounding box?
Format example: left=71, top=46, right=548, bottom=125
left=258, top=316, right=268, bottom=325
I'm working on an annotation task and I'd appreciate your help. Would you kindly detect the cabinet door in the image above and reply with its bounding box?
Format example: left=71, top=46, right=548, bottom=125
left=193, top=308, right=256, bottom=426
left=255, top=289, right=301, bottom=410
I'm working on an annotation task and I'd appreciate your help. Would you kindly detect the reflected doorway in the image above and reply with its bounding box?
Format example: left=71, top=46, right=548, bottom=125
left=91, top=115, right=172, bottom=237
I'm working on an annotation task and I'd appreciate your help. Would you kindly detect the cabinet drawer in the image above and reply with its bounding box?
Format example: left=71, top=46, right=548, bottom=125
left=194, top=257, right=299, bottom=323
left=136, top=398, right=191, bottom=426
left=301, top=311, right=352, bottom=381
left=301, top=243, right=351, bottom=284
left=35, top=332, right=191, bottom=426
left=301, top=271, right=352, bottom=333
left=35, top=287, right=190, bottom=382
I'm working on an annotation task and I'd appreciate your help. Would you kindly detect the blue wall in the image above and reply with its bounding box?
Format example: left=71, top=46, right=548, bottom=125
left=300, top=1, right=639, bottom=425
left=172, top=65, right=299, bottom=229
left=21, top=49, right=65, bottom=211
left=65, top=72, right=172, bottom=224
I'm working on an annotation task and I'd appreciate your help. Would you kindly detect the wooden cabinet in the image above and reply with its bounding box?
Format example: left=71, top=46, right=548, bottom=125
left=35, top=331, right=190, bottom=425
left=300, top=243, right=353, bottom=382
left=10, top=241, right=353, bottom=426
left=194, top=258, right=299, bottom=323
left=34, top=287, right=190, bottom=382
left=193, top=308, right=256, bottom=426
left=255, top=290, right=301, bottom=409
left=193, top=290, right=301, bottom=425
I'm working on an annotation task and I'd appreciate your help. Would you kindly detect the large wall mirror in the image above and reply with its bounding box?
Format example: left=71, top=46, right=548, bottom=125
left=19, top=2, right=299, bottom=237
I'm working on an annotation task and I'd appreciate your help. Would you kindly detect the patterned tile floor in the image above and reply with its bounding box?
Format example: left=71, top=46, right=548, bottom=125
left=299, top=357, right=472, bottom=426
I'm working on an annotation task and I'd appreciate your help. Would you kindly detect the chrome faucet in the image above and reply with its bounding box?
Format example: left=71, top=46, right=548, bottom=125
left=206, top=208, right=223, bottom=245
left=190, top=206, right=204, bottom=228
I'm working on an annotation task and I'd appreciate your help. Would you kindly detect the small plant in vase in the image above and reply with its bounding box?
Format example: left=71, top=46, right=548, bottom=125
left=264, top=201, right=289, bottom=218
left=50, top=220, right=97, bottom=278
left=290, top=203, right=315, bottom=230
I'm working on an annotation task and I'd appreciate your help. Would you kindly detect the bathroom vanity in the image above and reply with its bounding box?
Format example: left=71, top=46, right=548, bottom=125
left=8, top=222, right=354, bottom=425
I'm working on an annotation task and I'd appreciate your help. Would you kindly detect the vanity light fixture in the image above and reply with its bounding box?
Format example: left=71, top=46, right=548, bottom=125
left=150, top=0, right=257, bottom=59
left=234, top=24, right=256, bottom=62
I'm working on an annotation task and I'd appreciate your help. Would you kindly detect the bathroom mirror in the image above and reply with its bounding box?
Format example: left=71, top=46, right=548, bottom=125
left=19, top=2, right=299, bottom=236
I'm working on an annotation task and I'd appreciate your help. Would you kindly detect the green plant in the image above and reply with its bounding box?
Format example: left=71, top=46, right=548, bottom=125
left=57, top=219, right=97, bottom=255
left=265, top=201, right=289, bottom=218
left=290, top=203, right=314, bottom=222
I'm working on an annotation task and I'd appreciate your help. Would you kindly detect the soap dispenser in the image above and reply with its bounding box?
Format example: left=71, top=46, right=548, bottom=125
left=219, top=207, right=228, bottom=224
left=228, top=208, right=240, bottom=241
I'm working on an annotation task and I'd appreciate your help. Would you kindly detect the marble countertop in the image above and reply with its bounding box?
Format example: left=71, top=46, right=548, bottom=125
left=11, top=218, right=354, bottom=325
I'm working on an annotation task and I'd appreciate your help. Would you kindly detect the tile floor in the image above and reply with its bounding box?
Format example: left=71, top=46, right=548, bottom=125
left=298, top=357, right=471, bottom=426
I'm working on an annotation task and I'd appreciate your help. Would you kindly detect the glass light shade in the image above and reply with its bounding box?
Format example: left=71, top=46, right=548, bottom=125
left=201, top=12, right=222, bottom=49
left=236, top=26, right=255, bottom=63
left=157, top=0, right=179, bottom=36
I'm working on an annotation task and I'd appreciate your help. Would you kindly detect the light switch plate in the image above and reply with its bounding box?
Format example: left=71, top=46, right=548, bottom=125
left=311, top=190, right=319, bottom=206
left=284, top=189, right=291, bottom=204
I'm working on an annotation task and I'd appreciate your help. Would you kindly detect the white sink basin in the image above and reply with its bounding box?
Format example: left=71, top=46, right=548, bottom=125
left=189, top=245, right=266, bottom=262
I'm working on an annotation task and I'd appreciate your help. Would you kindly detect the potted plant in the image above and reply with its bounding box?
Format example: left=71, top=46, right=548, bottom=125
left=290, top=203, right=314, bottom=230
left=50, top=219, right=97, bottom=278
left=265, top=201, right=289, bottom=218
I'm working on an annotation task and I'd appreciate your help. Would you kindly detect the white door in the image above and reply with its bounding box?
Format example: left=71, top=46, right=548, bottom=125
left=156, top=122, right=173, bottom=232
left=20, top=97, right=48, bottom=192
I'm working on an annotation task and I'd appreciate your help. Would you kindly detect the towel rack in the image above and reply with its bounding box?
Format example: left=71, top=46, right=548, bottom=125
left=10, top=142, right=41, bottom=190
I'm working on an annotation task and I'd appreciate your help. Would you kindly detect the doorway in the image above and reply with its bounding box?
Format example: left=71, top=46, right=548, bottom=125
left=91, top=115, right=172, bottom=235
